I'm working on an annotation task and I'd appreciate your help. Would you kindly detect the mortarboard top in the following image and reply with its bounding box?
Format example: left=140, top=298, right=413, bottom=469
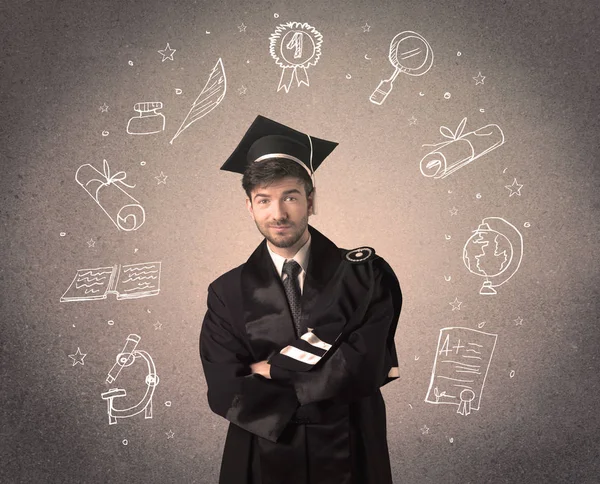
left=220, top=115, right=338, bottom=177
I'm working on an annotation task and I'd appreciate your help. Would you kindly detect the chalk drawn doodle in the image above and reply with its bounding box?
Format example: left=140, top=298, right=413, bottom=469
left=238, top=22, right=247, bottom=32
left=473, top=72, right=485, bottom=85
left=269, top=22, right=323, bottom=93
left=449, top=207, right=458, bottom=216
left=425, top=327, right=497, bottom=416
left=87, top=238, right=96, bottom=248
left=126, top=102, right=166, bottom=135
left=155, top=171, right=168, bottom=185
left=505, top=178, right=524, bottom=197
left=514, top=316, right=524, bottom=326
left=68, top=347, right=87, bottom=366
left=99, top=103, right=109, bottom=113
left=76, top=159, right=145, bottom=231
left=60, top=262, right=161, bottom=302
left=101, top=334, right=159, bottom=425
left=463, top=217, right=523, bottom=295
left=170, top=58, right=226, bottom=144
left=237, top=85, right=247, bottom=95
left=420, top=117, right=505, bottom=179
left=158, top=43, right=176, bottom=62
left=370, top=31, right=433, bottom=106
left=449, top=297, right=463, bottom=311
left=166, top=430, right=175, bottom=439
left=362, top=23, right=371, bottom=33
left=420, top=425, right=430, bottom=435
left=408, top=116, right=417, bottom=125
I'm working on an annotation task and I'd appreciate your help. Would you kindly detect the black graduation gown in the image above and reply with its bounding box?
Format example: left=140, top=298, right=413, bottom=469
left=200, top=225, right=402, bottom=484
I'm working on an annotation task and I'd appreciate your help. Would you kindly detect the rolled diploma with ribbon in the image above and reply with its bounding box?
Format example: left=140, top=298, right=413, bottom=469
left=420, top=124, right=504, bottom=179
left=76, top=164, right=145, bottom=231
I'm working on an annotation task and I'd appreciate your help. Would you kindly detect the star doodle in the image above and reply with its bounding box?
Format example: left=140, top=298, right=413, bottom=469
left=505, top=178, right=524, bottom=197
left=408, top=116, right=417, bottom=125
left=154, top=321, right=163, bottom=330
left=514, top=316, right=524, bottom=326
left=238, top=22, right=247, bottom=33
left=99, top=103, right=109, bottom=113
left=473, top=72, right=485, bottom=85
left=158, top=43, right=176, bottom=62
left=166, top=429, right=175, bottom=439
left=87, top=238, right=96, bottom=248
left=362, top=22, right=371, bottom=33
left=155, top=171, right=168, bottom=184
left=449, top=206, right=459, bottom=216
left=449, top=297, right=463, bottom=311
left=420, top=425, right=430, bottom=435
left=69, top=347, right=87, bottom=366
left=237, top=85, right=247, bottom=95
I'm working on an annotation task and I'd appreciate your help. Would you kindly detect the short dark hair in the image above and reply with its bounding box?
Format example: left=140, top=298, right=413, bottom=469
left=242, top=158, right=313, bottom=200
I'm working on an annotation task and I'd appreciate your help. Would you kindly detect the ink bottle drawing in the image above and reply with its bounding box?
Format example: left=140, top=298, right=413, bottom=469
left=127, top=102, right=166, bottom=135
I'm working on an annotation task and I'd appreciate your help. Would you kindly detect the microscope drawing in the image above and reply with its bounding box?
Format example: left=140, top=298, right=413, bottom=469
left=101, top=334, right=159, bottom=425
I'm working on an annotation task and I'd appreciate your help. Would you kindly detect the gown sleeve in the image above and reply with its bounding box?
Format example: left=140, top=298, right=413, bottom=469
left=200, top=283, right=299, bottom=442
left=268, top=259, right=402, bottom=406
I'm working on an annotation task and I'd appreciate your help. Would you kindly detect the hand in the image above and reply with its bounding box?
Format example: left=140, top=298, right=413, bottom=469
left=250, top=360, right=271, bottom=379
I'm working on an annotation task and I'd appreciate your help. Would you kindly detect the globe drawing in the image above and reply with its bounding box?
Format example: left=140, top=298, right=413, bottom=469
left=462, top=218, right=523, bottom=295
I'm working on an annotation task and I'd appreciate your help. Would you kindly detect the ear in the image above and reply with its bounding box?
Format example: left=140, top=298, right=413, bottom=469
left=245, top=197, right=255, bottom=220
left=307, top=187, right=316, bottom=216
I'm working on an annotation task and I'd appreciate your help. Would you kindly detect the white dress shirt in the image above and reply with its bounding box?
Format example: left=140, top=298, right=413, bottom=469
left=267, top=235, right=311, bottom=295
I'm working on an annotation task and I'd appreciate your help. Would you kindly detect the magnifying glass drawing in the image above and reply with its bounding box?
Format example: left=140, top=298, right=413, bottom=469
left=370, top=31, right=434, bottom=105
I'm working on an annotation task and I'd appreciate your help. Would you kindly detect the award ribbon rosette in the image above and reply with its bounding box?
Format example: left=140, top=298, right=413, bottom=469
left=269, top=21, right=323, bottom=93
left=75, top=159, right=146, bottom=231
left=420, top=117, right=505, bottom=179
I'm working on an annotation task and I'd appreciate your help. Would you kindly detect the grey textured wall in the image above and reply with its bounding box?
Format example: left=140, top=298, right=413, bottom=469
left=1, top=0, right=599, bottom=482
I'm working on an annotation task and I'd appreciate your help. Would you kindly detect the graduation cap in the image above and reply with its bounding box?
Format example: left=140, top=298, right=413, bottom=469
left=220, top=115, right=338, bottom=215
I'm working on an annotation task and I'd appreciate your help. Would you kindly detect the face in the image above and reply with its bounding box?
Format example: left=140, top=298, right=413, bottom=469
left=246, top=176, right=313, bottom=250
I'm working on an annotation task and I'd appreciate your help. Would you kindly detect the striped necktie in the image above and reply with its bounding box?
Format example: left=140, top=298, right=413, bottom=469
left=282, top=259, right=303, bottom=337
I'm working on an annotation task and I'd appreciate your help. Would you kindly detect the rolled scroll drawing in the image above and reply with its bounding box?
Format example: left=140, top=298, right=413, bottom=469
left=420, top=117, right=505, bottom=179
left=76, top=159, right=145, bottom=231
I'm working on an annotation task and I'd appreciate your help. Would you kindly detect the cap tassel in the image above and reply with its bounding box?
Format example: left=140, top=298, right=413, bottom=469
left=308, top=134, right=317, bottom=216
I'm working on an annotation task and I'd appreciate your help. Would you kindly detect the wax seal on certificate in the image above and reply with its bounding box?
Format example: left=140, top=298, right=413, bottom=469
left=269, top=21, right=323, bottom=93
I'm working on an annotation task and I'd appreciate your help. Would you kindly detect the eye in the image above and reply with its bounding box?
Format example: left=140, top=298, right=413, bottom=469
left=285, top=196, right=297, bottom=201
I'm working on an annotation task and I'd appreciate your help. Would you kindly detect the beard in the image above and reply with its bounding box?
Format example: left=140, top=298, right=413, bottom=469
left=255, top=214, right=309, bottom=249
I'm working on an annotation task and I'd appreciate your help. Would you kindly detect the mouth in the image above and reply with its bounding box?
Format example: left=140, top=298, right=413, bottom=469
left=271, top=225, right=291, bottom=231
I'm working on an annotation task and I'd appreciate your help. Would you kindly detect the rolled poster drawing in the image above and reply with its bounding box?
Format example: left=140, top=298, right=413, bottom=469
left=420, top=117, right=505, bottom=179
left=424, top=327, right=497, bottom=416
left=75, top=159, right=145, bottom=231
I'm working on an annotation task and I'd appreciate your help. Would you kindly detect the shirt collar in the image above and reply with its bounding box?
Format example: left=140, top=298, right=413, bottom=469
left=267, top=234, right=311, bottom=278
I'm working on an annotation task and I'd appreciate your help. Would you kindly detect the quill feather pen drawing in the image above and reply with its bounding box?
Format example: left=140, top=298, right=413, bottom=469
left=170, top=58, right=227, bottom=144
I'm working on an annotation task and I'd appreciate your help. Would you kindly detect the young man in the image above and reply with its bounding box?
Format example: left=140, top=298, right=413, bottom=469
left=200, top=115, right=402, bottom=484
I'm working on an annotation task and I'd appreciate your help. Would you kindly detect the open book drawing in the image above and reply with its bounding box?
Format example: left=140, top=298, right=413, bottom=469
left=60, top=262, right=161, bottom=302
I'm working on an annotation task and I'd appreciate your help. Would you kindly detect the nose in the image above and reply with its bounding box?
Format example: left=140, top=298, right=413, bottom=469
left=271, top=200, right=288, bottom=222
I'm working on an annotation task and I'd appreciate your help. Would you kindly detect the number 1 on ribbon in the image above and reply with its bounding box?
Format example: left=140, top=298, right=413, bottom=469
left=286, top=32, right=303, bottom=59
